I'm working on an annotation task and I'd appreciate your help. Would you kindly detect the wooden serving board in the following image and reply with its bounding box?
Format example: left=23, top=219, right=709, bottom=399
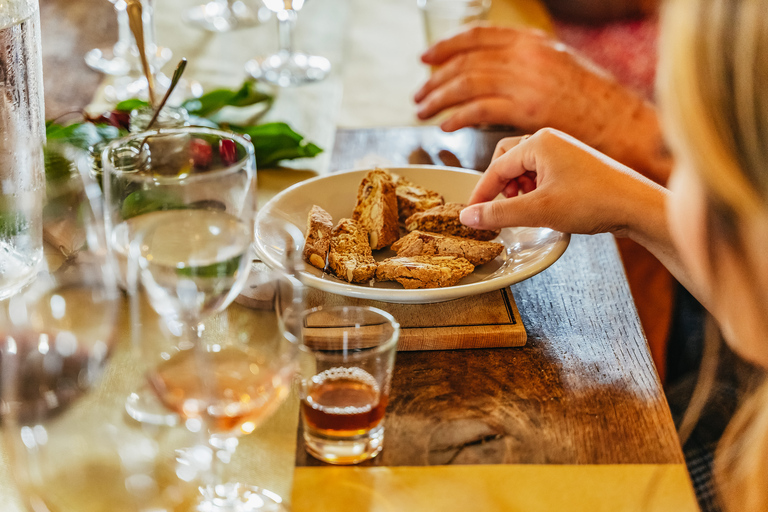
left=303, top=287, right=527, bottom=351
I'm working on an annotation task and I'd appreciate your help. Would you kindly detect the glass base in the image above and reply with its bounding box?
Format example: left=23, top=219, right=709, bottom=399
left=183, top=2, right=270, bottom=32
left=84, top=48, right=131, bottom=76
left=303, top=424, right=384, bottom=465
left=245, top=52, right=331, bottom=87
left=125, top=388, right=180, bottom=427
left=198, top=483, right=286, bottom=512
left=102, top=74, right=202, bottom=105
left=85, top=46, right=173, bottom=76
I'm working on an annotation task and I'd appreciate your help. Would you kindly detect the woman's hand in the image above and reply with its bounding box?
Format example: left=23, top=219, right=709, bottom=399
left=460, top=128, right=668, bottom=239
left=415, top=25, right=672, bottom=184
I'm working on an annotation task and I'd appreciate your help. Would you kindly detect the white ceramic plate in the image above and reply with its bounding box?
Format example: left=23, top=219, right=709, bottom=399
left=254, top=166, right=570, bottom=304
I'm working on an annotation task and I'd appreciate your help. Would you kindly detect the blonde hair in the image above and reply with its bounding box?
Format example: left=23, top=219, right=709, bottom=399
left=658, top=0, right=768, bottom=510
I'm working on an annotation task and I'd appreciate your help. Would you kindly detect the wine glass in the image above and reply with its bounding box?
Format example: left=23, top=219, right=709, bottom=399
left=86, top=1, right=172, bottom=81
left=101, top=127, right=256, bottom=426
left=0, top=146, right=121, bottom=510
left=92, top=0, right=187, bottom=104
left=183, top=0, right=271, bottom=32
left=244, top=0, right=331, bottom=87
left=132, top=204, right=304, bottom=508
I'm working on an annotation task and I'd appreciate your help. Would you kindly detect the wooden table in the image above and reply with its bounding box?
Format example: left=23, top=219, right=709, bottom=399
left=31, top=3, right=698, bottom=510
left=294, top=127, right=683, bottom=467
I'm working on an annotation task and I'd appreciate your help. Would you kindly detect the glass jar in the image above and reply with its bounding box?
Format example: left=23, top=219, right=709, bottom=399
left=129, top=105, right=190, bottom=133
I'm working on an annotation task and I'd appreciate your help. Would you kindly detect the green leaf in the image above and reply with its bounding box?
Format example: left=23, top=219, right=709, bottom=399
left=229, top=122, right=323, bottom=168
left=45, top=122, right=124, bottom=184
left=44, top=147, right=73, bottom=184
left=182, top=81, right=273, bottom=118
left=121, top=189, right=186, bottom=220
left=176, top=255, right=242, bottom=279
left=46, top=122, right=122, bottom=151
left=115, top=99, right=150, bottom=112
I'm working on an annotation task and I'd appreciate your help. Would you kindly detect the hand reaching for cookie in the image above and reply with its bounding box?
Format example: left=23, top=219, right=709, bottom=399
left=460, top=129, right=668, bottom=239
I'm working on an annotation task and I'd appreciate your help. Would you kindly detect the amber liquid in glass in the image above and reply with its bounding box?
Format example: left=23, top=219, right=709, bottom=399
left=301, top=367, right=388, bottom=437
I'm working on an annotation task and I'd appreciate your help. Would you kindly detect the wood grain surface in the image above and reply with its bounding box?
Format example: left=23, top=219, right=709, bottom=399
left=295, top=127, right=683, bottom=466
left=40, top=0, right=115, bottom=118
left=304, top=288, right=527, bottom=350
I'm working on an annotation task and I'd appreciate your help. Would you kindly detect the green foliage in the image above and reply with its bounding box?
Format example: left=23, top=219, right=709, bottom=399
left=114, top=99, right=150, bottom=112
left=120, top=189, right=186, bottom=220
left=44, top=80, right=321, bottom=180
left=230, top=122, right=323, bottom=168
left=182, top=81, right=273, bottom=118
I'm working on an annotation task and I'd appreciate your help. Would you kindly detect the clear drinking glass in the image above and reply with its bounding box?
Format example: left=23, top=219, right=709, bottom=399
left=299, top=306, right=399, bottom=464
left=0, top=0, right=45, bottom=300
left=417, top=0, right=491, bottom=46
left=244, top=0, right=331, bottom=87
left=132, top=219, right=304, bottom=511
left=183, top=0, right=271, bottom=32
left=101, top=127, right=255, bottom=426
left=0, top=148, right=131, bottom=511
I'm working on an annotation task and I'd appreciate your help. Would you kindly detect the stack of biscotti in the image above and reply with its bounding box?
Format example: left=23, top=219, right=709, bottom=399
left=353, top=169, right=399, bottom=250
left=300, top=169, right=505, bottom=289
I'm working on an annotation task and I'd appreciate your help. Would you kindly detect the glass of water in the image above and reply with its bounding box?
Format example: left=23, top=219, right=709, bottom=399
left=0, top=138, right=43, bottom=300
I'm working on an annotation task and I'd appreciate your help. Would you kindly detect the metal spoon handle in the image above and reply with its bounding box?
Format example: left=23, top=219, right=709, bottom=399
left=126, top=0, right=156, bottom=106
left=146, top=58, right=188, bottom=130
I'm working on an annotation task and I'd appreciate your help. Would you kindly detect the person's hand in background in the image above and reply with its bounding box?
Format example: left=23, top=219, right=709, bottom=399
left=415, top=25, right=672, bottom=184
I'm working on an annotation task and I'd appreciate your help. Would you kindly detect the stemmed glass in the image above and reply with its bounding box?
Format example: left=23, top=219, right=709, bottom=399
left=86, top=0, right=173, bottom=101
left=0, top=146, right=125, bottom=510
left=133, top=224, right=303, bottom=511
left=183, top=0, right=271, bottom=32
left=245, top=0, right=331, bottom=87
left=119, top=150, right=303, bottom=510
left=102, top=127, right=255, bottom=426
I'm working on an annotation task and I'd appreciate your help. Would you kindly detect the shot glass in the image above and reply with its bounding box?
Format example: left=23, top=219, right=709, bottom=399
left=417, top=0, right=491, bottom=46
left=299, top=306, right=399, bottom=465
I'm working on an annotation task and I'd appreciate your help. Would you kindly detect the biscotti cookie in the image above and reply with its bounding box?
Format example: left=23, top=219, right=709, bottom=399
left=375, top=255, right=474, bottom=289
left=391, top=230, right=504, bottom=266
left=352, top=169, right=399, bottom=250
left=328, top=218, right=377, bottom=283
left=302, top=205, right=333, bottom=270
left=404, top=203, right=501, bottom=241
left=393, top=175, right=444, bottom=223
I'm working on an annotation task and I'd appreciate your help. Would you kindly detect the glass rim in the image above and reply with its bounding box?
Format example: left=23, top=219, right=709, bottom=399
left=101, top=126, right=255, bottom=184
left=300, top=305, right=400, bottom=353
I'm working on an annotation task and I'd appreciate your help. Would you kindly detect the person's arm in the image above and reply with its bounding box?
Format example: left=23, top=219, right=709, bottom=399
left=460, top=128, right=704, bottom=307
left=414, top=26, right=673, bottom=185
left=542, top=0, right=659, bottom=24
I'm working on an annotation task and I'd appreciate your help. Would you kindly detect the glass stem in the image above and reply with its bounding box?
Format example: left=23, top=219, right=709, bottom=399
left=277, top=9, right=298, bottom=56
left=113, top=1, right=132, bottom=59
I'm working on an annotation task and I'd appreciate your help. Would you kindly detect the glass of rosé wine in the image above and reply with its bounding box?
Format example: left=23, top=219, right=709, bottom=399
left=123, top=135, right=304, bottom=510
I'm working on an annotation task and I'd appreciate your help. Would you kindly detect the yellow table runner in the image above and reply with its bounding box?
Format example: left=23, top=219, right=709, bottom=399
left=293, top=464, right=699, bottom=512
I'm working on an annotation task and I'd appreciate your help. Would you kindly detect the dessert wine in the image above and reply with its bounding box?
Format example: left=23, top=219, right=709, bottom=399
left=301, top=367, right=388, bottom=437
